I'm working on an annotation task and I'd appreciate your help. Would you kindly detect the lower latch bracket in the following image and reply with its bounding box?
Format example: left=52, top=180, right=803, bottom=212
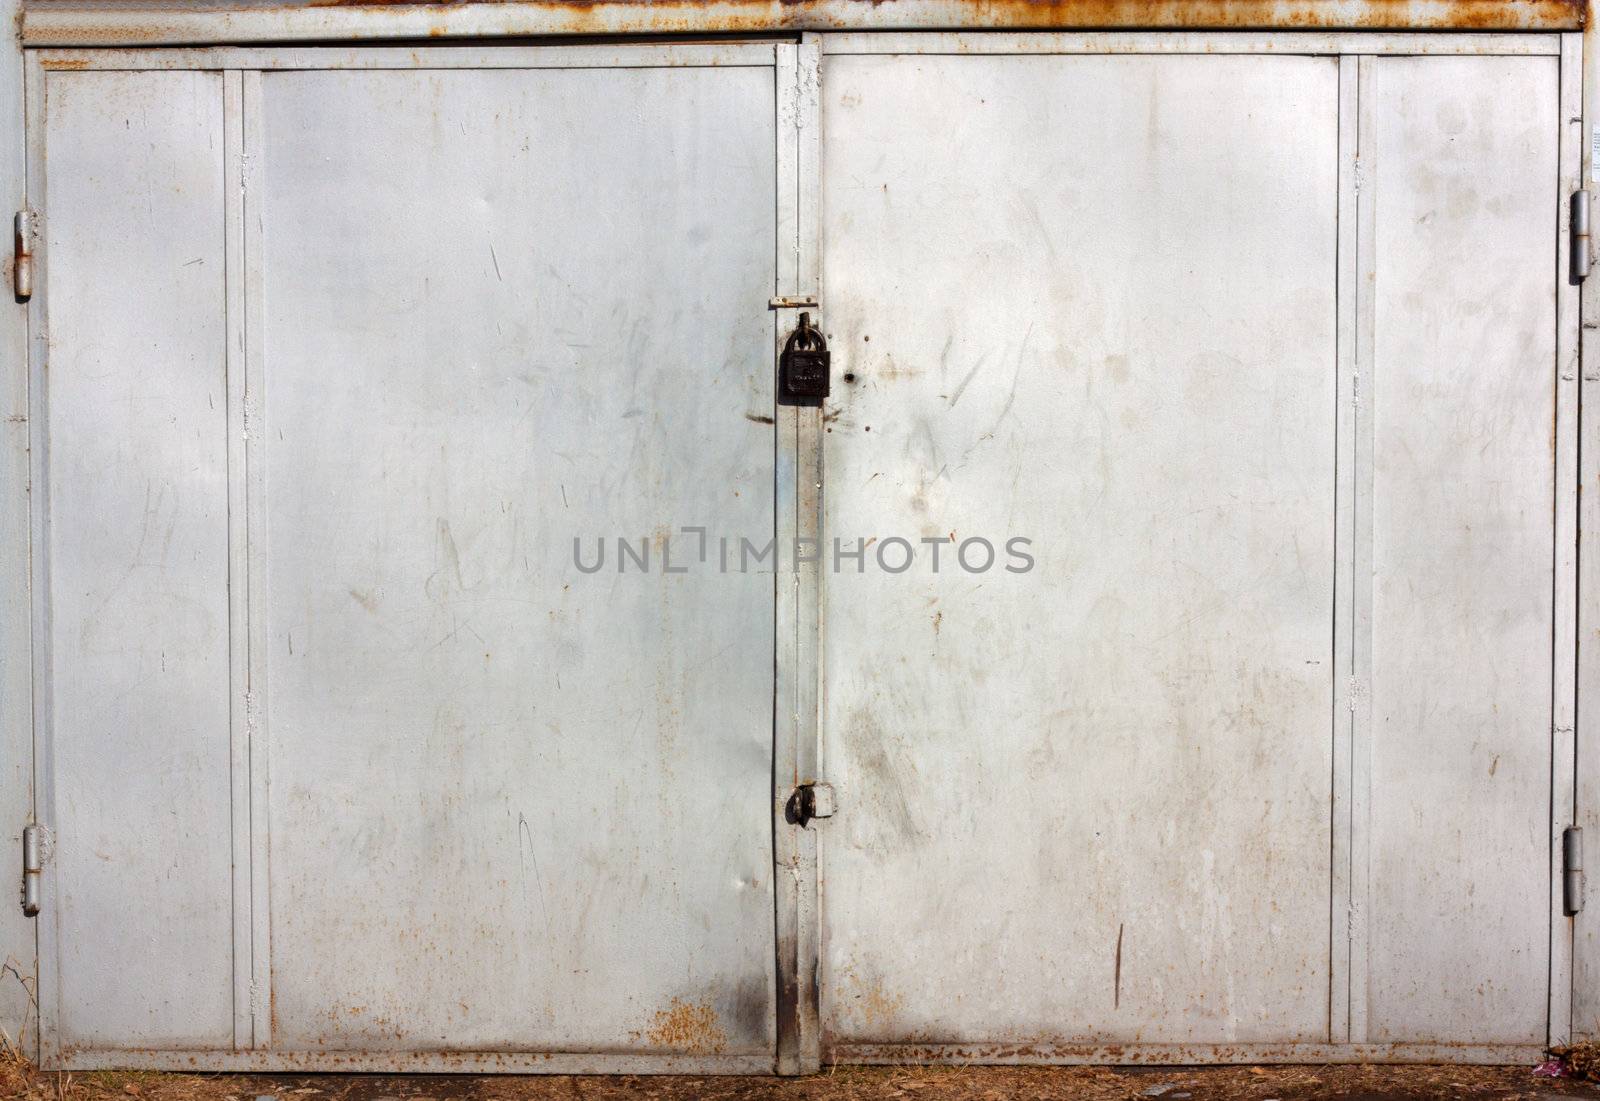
left=786, top=782, right=836, bottom=829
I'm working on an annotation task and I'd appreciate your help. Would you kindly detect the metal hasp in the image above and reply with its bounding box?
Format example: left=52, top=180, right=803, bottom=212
left=769, top=295, right=819, bottom=310
left=778, top=311, right=830, bottom=406
left=1572, top=190, right=1590, bottom=283
left=1566, top=827, right=1584, bottom=915
left=12, top=209, right=33, bottom=301
left=21, top=823, right=41, bottom=916
left=785, top=782, right=835, bottom=829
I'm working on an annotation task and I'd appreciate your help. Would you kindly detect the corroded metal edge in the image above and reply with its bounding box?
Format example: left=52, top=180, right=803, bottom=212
left=52, top=1050, right=778, bottom=1073
left=831, top=1042, right=1550, bottom=1065
left=51, top=1042, right=1545, bottom=1073
left=18, top=0, right=1586, bottom=48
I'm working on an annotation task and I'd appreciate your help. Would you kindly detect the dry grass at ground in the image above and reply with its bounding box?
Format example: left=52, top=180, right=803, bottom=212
left=1555, top=1045, right=1600, bottom=1083
left=0, top=1064, right=1598, bottom=1101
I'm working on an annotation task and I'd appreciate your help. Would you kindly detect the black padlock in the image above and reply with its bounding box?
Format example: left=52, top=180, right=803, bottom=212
left=778, top=312, right=830, bottom=407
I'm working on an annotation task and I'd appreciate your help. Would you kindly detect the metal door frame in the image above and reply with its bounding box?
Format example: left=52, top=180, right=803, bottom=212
left=14, top=4, right=1585, bottom=43
left=21, top=40, right=809, bottom=1074
left=0, top=0, right=30, bottom=1070
left=807, top=29, right=1583, bottom=1068
left=1576, top=8, right=1600, bottom=1049
left=774, top=34, right=826, bottom=1077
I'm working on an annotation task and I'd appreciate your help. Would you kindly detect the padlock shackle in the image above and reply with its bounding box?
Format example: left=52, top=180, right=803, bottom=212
left=784, top=311, right=828, bottom=354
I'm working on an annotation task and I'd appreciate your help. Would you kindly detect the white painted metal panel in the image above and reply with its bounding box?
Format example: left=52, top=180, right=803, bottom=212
left=254, top=67, right=779, bottom=1055
left=818, top=53, right=1339, bottom=1047
left=0, top=0, right=36, bottom=1061
left=1363, top=54, right=1559, bottom=1045
left=22, top=32, right=1578, bottom=1070
left=40, top=69, right=234, bottom=1050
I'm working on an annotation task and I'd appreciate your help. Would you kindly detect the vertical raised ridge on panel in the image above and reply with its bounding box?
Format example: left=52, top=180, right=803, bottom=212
left=223, top=68, right=249, bottom=1053
left=773, top=39, right=803, bottom=1078
left=23, top=51, right=55, bottom=1070
left=1553, top=30, right=1583, bottom=1050
left=1348, top=53, right=1378, bottom=1049
left=794, top=32, right=823, bottom=1076
left=1330, top=52, right=1358, bottom=1050
left=240, top=69, right=271, bottom=1051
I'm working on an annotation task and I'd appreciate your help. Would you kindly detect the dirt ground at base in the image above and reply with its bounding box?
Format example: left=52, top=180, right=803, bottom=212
left=4, top=1063, right=1600, bottom=1101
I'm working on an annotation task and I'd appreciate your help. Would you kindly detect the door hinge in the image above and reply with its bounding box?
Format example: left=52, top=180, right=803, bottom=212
left=21, top=823, right=42, bottom=916
left=12, top=210, right=33, bottom=302
left=785, top=782, right=835, bottom=829
left=1565, top=826, right=1584, bottom=916
left=1573, top=190, right=1591, bottom=284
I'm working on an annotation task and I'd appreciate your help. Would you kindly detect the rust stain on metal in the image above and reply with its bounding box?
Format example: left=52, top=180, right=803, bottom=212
left=641, top=998, right=730, bottom=1054
left=52, top=1037, right=1539, bottom=1071
left=838, top=968, right=905, bottom=1031
left=827, top=1038, right=1537, bottom=1064
left=295, top=0, right=1584, bottom=28
left=17, top=0, right=1587, bottom=42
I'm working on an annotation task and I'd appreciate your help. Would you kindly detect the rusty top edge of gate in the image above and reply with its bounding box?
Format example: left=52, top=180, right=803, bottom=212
left=16, top=0, right=1586, bottom=47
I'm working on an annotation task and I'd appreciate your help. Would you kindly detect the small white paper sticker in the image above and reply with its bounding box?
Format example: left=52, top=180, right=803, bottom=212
left=1591, top=124, right=1599, bottom=181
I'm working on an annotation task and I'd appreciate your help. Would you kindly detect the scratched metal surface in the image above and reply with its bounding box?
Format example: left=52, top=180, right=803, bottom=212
left=10, top=28, right=1584, bottom=1072
left=255, top=63, right=779, bottom=1056
left=0, top=0, right=35, bottom=1063
left=38, top=69, right=237, bottom=1051
left=30, top=57, right=783, bottom=1062
left=817, top=41, right=1572, bottom=1055
left=818, top=50, right=1341, bottom=1047
left=1362, top=53, right=1559, bottom=1045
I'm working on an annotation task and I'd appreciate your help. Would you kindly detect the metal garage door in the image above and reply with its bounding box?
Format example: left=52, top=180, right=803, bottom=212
left=16, top=30, right=1583, bottom=1071
left=25, top=44, right=800, bottom=1071
left=816, top=33, right=1579, bottom=1063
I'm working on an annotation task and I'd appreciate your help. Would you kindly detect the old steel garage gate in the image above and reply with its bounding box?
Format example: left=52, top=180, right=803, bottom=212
left=1, top=0, right=1598, bottom=1076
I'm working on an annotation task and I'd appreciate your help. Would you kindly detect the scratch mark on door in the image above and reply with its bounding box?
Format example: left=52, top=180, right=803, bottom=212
left=1114, top=922, right=1124, bottom=1009
left=518, top=812, right=551, bottom=936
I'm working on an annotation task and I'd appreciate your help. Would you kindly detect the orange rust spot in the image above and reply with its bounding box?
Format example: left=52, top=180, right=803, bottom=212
left=291, top=0, right=1583, bottom=32
left=42, top=57, right=90, bottom=70
left=641, top=998, right=728, bottom=1054
left=23, top=0, right=1586, bottom=50
left=854, top=978, right=905, bottom=1030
